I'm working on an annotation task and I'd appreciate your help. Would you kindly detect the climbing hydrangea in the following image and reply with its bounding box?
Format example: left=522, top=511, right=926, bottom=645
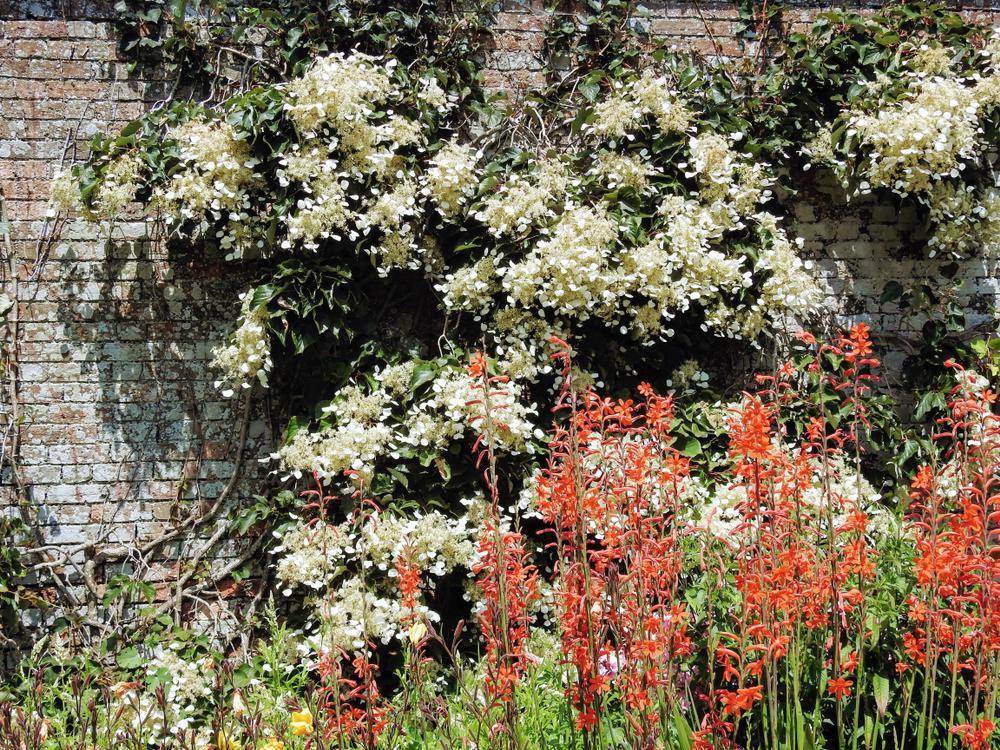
left=273, top=507, right=477, bottom=650
left=211, top=291, right=272, bottom=397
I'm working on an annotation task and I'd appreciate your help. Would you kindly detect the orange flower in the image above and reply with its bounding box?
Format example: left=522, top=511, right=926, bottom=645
left=950, top=719, right=995, bottom=750
left=719, top=685, right=764, bottom=717
left=827, top=677, right=853, bottom=700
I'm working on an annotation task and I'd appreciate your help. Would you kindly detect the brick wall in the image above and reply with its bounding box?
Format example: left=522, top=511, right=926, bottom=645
left=2, top=1, right=1000, bottom=651
left=0, top=15, right=271, bottom=652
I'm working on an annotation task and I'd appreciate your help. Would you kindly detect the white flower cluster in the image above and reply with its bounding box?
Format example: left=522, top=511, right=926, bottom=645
left=475, top=157, right=572, bottom=236
left=277, top=418, right=394, bottom=483
left=404, top=365, right=542, bottom=453
left=666, top=359, right=710, bottom=391
left=319, top=577, right=406, bottom=651
left=273, top=520, right=351, bottom=592
left=437, top=255, right=501, bottom=313
left=274, top=358, right=541, bottom=483
left=984, top=28, right=1000, bottom=70
left=423, top=141, right=481, bottom=219
left=211, top=290, right=272, bottom=397
left=910, top=44, right=953, bottom=76
left=363, top=509, right=476, bottom=577
left=691, top=452, right=887, bottom=538
left=278, top=53, right=462, bottom=272
left=273, top=507, right=476, bottom=651
left=284, top=52, right=396, bottom=139
left=752, top=213, right=823, bottom=337
left=286, top=173, right=353, bottom=250
left=589, top=70, right=694, bottom=140
left=147, top=646, right=213, bottom=711
left=592, top=149, right=655, bottom=193
left=926, top=182, right=1000, bottom=257
left=824, top=52, right=1000, bottom=258
left=50, top=167, right=82, bottom=215
left=94, top=150, right=145, bottom=218
left=441, top=120, right=820, bottom=344
left=50, top=152, right=145, bottom=220
left=157, top=119, right=259, bottom=256
left=502, top=205, right=620, bottom=319
left=848, top=75, right=980, bottom=196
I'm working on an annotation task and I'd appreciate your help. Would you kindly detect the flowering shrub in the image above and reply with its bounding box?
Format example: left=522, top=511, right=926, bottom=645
left=8, top=327, right=1000, bottom=750
left=16, top=3, right=1000, bottom=749
left=793, top=16, right=1000, bottom=258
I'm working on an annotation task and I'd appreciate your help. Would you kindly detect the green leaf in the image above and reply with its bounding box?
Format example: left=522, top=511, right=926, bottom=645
left=387, top=466, right=410, bottom=489
left=880, top=281, right=903, bottom=304
left=680, top=437, right=702, bottom=457
left=410, top=362, right=437, bottom=391
left=250, top=284, right=278, bottom=309
left=872, top=673, right=889, bottom=717
left=116, top=646, right=143, bottom=670
left=672, top=707, right=693, bottom=750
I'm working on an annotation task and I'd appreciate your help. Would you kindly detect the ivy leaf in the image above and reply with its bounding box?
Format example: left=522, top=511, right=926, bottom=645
left=914, top=391, right=947, bottom=420
left=250, top=284, right=278, bottom=309
left=880, top=281, right=903, bottom=304
left=386, top=466, right=410, bottom=489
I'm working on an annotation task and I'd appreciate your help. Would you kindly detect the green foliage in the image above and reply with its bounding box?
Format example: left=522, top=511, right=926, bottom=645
left=0, top=516, right=28, bottom=643
left=114, top=0, right=494, bottom=96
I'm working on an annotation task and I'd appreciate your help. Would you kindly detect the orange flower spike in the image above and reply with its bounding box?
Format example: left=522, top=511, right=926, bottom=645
left=394, top=555, right=421, bottom=615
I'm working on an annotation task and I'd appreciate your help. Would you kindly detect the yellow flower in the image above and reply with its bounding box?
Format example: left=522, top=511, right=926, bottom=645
left=289, top=707, right=314, bottom=737
left=408, top=621, right=428, bottom=645
left=216, top=731, right=242, bottom=750
left=259, top=740, right=284, bottom=750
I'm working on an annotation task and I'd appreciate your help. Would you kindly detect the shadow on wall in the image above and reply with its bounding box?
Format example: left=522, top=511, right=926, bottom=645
left=790, top=170, right=1000, bottom=386
left=14, top=213, right=273, bottom=645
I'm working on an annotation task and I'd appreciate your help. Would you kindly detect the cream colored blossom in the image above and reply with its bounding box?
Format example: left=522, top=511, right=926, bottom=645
left=277, top=420, right=394, bottom=482
left=211, top=291, right=272, bottom=397
left=590, top=87, right=642, bottom=139
left=476, top=158, right=571, bottom=236
left=909, top=44, right=952, bottom=75
left=589, top=72, right=692, bottom=139
left=157, top=118, right=258, bottom=257
left=284, top=174, right=353, bottom=250
left=93, top=150, right=145, bottom=217
left=502, top=205, right=619, bottom=319
left=438, top=255, right=500, bottom=313
left=274, top=521, right=351, bottom=591
left=631, top=70, right=693, bottom=134
left=688, top=133, right=737, bottom=202
left=50, top=167, right=81, bottom=214
left=802, top=123, right=837, bottom=168
left=363, top=510, right=475, bottom=576
left=423, top=141, right=480, bottom=219
left=592, top=150, right=654, bottom=192
left=402, top=364, right=540, bottom=453
left=284, top=53, right=396, bottom=137
left=376, top=361, right=416, bottom=396
left=848, top=76, right=979, bottom=195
